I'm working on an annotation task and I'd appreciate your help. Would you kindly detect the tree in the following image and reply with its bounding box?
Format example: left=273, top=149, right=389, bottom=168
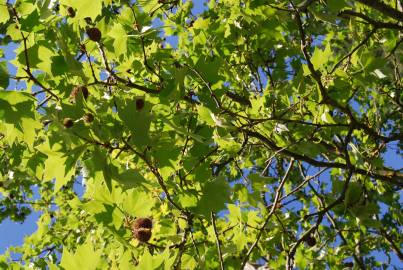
left=0, top=0, right=402, bottom=269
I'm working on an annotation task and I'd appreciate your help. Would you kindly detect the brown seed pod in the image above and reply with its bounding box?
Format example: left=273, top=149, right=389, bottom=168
left=133, top=228, right=152, bottom=242
left=86, top=27, right=102, bottom=42
left=136, top=98, right=145, bottom=111
left=63, top=118, right=74, bottom=128
left=83, top=113, right=94, bottom=123
left=67, top=7, right=75, bottom=18
left=304, top=235, right=316, bottom=247
left=133, top=217, right=153, bottom=230
left=71, top=86, right=89, bottom=101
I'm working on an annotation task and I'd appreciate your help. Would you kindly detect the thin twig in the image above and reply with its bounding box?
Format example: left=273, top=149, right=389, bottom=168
left=11, top=8, right=59, bottom=101
left=211, top=212, right=224, bottom=270
left=122, top=138, right=184, bottom=212
left=240, top=159, right=295, bottom=269
left=330, top=28, right=377, bottom=74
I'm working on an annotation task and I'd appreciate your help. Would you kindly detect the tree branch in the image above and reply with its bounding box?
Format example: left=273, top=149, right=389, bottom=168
left=240, top=159, right=295, bottom=269
left=355, top=0, right=403, bottom=22
left=243, top=129, right=403, bottom=187
left=330, top=28, right=377, bottom=74
left=211, top=212, right=224, bottom=270
left=339, top=10, right=403, bottom=30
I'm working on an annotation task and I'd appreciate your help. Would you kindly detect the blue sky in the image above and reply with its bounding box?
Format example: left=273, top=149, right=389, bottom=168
left=1, top=0, right=402, bottom=268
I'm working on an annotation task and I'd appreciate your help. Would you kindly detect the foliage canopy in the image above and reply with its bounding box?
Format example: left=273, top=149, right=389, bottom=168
left=0, top=0, right=402, bottom=269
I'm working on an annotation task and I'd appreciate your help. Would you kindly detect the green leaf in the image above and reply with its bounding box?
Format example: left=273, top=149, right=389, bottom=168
left=0, top=91, right=40, bottom=147
left=0, top=62, right=9, bottom=89
left=193, top=17, right=210, bottom=30
left=117, top=98, right=152, bottom=147
left=36, top=141, right=75, bottom=191
left=50, top=55, right=69, bottom=76
left=135, top=249, right=174, bottom=270
left=114, top=169, right=147, bottom=190
left=197, top=105, right=215, bottom=126
left=108, top=23, right=128, bottom=56
left=195, top=176, right=230, bottom=216
left=60, top=241, right=104, bottom=270
left=311, top=43, right=332, bottom=70
left=20, top=9, right=44, bottom=32
left=60, top=0, right=103, bottom=20
left=122, top=190, right=154, bottom=217
left=327, top=0, right=347, bottom=12
left=0, top=6, right=9, bottom=24
left=194, top=57, right=222, bottom=83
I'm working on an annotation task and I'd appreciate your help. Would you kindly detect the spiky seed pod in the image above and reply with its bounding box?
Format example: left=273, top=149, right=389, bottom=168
left=83, top=113, right=94, bottom=123
left=67, top=7, right=75, bottom=18
left=71, top=86, right=89, bottom=101
left=133, top=217, right=152, bottom=230
left=304, top=235, right=316, bottom=247
left=86, top=27, right=101, bottom=42
left=131, top=217, right=153, bottom=242
left=63, top=118, right=74, bottom=128
left=133, top=228, right=152, bottom=242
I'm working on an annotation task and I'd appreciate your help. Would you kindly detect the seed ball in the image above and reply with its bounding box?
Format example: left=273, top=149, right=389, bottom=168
left=133, top=217, right=152, bottom=230
left=83, top=113, right=94, bottom=123
left=63, top=118, right=74, bottom=128
left=133, top=228, right=152, bottom=242
left=67, top=7, right=75, bottom=18
left=86, top=27, right=102, bottom=42
left=80, top=86, right=89, bottom=99
left=304, top=235, right=316, bottom=247
left=136, top=98, right=145, bottom=111
left=71, top=86, right=89, bottom=100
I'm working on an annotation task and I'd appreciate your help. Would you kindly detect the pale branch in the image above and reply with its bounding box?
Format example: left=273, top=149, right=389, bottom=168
left=308, top=181, right=367, bottom=270
left=211, top=212, right=224, bottom=270
left=327, top=214, right=367, bottom=270
left=278, top=165, right=329, bottom=202
left=244, top=129, right=403, bottom=187
left=173, top=222, right=191, bottom=269
left=240, top=159, right=295, bottom=269
left=285, top=168, right=353, bottom=270
left=304, top=126, right=354, bottom=221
